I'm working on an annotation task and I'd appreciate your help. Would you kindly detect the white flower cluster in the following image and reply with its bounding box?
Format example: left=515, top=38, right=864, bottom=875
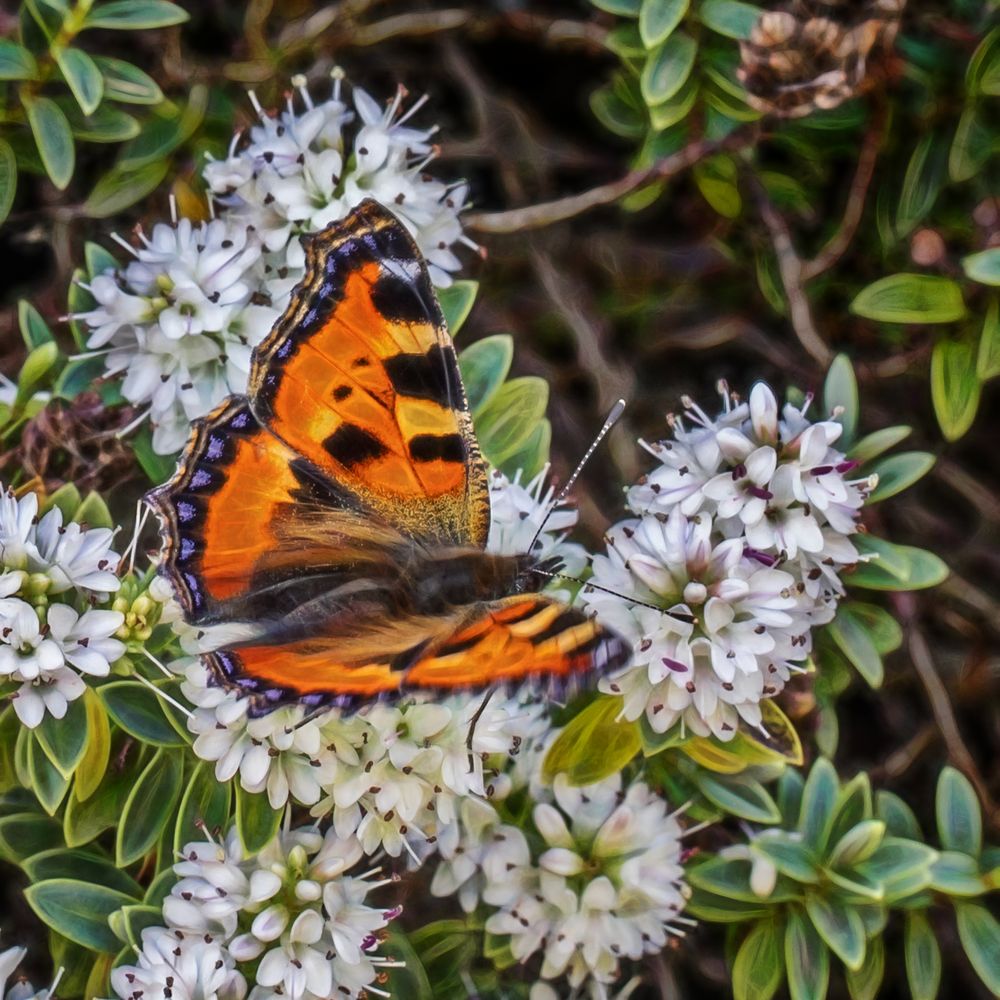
left=110, top=825, right=399, bottom=1000
left=204, top=71, right=473, bottom=292
left=432, top=769, right=690, bottom=992
left=583, top=383, right=874, bottom=741
left=74, top=71, right=472, bottom=455
left=0, top=486, right=124, bottom=727
left=0, top=942, right=60, bottom=1000
left=174, top=469, right=570, bottom=853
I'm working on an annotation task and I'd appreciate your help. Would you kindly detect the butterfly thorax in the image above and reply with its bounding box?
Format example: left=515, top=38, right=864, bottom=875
left=403, top=548, right=533, bottom=616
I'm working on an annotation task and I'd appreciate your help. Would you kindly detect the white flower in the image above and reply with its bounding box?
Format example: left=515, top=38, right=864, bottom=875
left=0, top=940, right=61, bottom=1000
left=110, top=927, right=246, bottom=1000
left=204, top=71, right=473, bottom=289
left=73, top=215, right=281, bottom=455
left=591, top=381, right=873, bottom=741
left=481, top=773, right=690, bottom=992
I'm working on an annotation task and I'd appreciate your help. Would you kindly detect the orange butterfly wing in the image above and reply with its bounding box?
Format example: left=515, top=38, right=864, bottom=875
left=248, top=199, right=489, bottom=547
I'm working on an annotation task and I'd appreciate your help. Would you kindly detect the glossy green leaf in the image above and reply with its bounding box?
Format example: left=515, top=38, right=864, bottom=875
left=829, top=820, right=886, bottom=869
left=688, top=857, right=768, bottom=903
left=823, top=354, right=859, bottom=444
left=733, top=920, right=784, bottom=1000
left=93, top=56, right=163, bottom=104
left=828, top=605, right=884, bottom=688
left=85, top=241, right=118, bottom=278
left=35, top=696, right=88, bottom=779
left=18, top=299, right=54, bottom=349
left=25, top=879, right=133, bottom=953
left=73, top=690, right=110, bottom=802
left=695, top=772, right=781, bottom=823
left=22, top=848, right=142, bottom=898
left=785, top=907, right=830, bottom=1000
left=641, top=31, right=696, bottom=105
left=25, top=95, right=75, bottom=190
left=542, top=696, right=641, bottom=785
left=931, top=338, right=980, bottom=441
left=69, top=105, right=141, bottom=143
left=846, top=934, right=884, bottom=1000
left=131, top=426, right=178, bottom=483
left=849, top=425, right=911, bottom=463
left=174, top=761, right=231, bottom=854
left=936, top=766, right=982, bottom=858
left=699, top=0, right=761, bottom=39
left=977, top=298, right=1000, bottom=380
left=84, top=159, right=169, bottom=218
left=28, top=733, right=70, bottom=814
left=592, top=0, right=642, bottom=13
left=685, top=888, right=773, bottom=922
left=848, top=537, right=948, bottom=591
left=930, top=851, right=986, bottom=897
left=0, top=812, right=63, bottom=863
left=896, top=133, right=946, bottom=238
left=754, top=835, right=820, bottom=884
left=0, top=139, right=16, bottom=226
left=955, top=901, right=1000, bottom=995
left=437, top=280, right=478, bottom=334
left=118, top=84, right=207, bottom=171
left=475, top=377, right=549, bottom=467
left=116, top=747, right=183, bottom=865
left=962, top=249, right=1000, bottom=287
left=590, top=81, right=647, bottom=140
left=950, top=104, right=994, bottom=183
left=875, top=790, right=922, bottom=841
left=83, top=0, right=189, bottom=29
left=844, top=603, right=902, bottom=655
left=850, top=274, right=965, bottom=325
left=56, top=48, right=103, bottom=115
left=856, top=837, right=938, bottom=885
left=458, top=335, right=513, bottom=414
left=235, top=784, right=281, bottom=854
left=905, top=911, right=941, bottom=1000
left=805, top=894, right=866, bottom=971
left=16, top=341, right=60, bottom=407
left=639, top=0, right=688, bottom=48
left=867, top=451, right=934, bottom=503
left=99, top=680, right=188, bottom=747
left=0, top=38, right=38, bottom=80
left=799, top=758, right=840, bottom=851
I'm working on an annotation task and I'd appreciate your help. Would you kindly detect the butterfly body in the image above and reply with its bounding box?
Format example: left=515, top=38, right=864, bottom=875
left=147, top=200, right=629, bottom=716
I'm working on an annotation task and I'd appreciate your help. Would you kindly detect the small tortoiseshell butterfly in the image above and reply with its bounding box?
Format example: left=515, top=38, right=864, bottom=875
left=146, top=199, right=630, bottom=716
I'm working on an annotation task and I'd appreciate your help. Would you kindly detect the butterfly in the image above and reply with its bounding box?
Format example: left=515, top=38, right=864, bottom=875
left=146, top=199, right=630, bottom=716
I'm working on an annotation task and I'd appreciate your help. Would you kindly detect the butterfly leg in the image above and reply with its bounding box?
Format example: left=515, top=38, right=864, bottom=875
left=465, top=688, right=497, bottom=774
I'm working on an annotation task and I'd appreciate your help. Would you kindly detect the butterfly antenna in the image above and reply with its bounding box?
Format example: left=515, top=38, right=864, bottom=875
left=526, top=398, right=626, bottom=555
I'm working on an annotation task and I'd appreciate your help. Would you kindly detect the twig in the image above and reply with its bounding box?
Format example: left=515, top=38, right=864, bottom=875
left=350, top=9, right=470, bottom=46
left=800, top=106, right=887, bottom=281
left=745, top=170, right=834, bottom=367
left=465, top=126, right=759, bottom=234
left=871, top=723, right=936, bottom=781
left=901, top=601, right=999, bottom=826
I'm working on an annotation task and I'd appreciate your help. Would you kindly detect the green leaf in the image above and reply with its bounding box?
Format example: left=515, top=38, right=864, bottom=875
left=849, top=425, right=911, bottom=463
left=475, top=376, right=549, bottom=467
left=685, top=888, right=773, bottom=922
left=22, top=848, right=142, bottom=898
left=799, top=758, right=839, bottom=852
left=0, top=812, right=63, bottom=863
left=867, top=452, right=935, bottom=503
left=931, top=338, right=980, bottom=442
left=235, top=784, right=281, bottom=854
left=639, top=0, right=688, bottom=48
left=754, top=835, right=820, bottom=884
left=694, top=155, right=742, bottom=219
left=936, top=766, right=982, bottom=858
left=18, top=299, right=54, bottom=348
left=16, top=341, right=60, bottom=406
left=118, top=84, right=207, bottom=171
left=383, top=926, right=434, bottom=1000
left=99, top=680, right=188, bottom=747
left=949, top=104, right=994, bottom=184
left=962, top=249, right=1000, bottom=287
left=35, top=697, right=88, bottom=779
left=905, top=911, right=941, bottom=1000
left=592, top=0, right=642, bottom=13
left=805, top=894, right=866, bottom=971
left=131, top=425, right=178, bottom=483
left=850, top=274, right=966, bottom=325
left=699, top=0, right=761, bottom=39
left=875, top=790, right=922, bottom=841
left=85, top=241, right=119, bottom=278
left=83, top=0, right=189, bottom=29
left=641, top=31, right=697, bottom=105
left=116, top=747, right=183, bottom=865
left=827, top=605, right=883, bottom=688
left=733, top=920, right=784, bottom=1000
left=695, top=772, right=781, bottom=823
left=25, top=879, right=134, bottom=953
left=93, top=56, right=163, bottom=105
left=28, top=732, right=70, bottom=814
left=73, top=690, right=110, bottom=802
left=955, top=901, right=1000, bottom=995
left=785, top=907, right=830, bottom=1000
left=846, top=935, right=884, bottom=1000
left=648, top=76, right=698, bottom=129
left=606, top=23, right=646, bottom=57
left=688, top=857, right=768, bottom=903
left=68, top=104, right=141, bottom=143
left=117, top=904, right=165, bottom=951
left=822, top=355, right=859, bottom=445
left=542, top=696, right=640, bottom=785
left=848, top=537, right=948, bottom=591
left=930, top=851, right=987, bottom=897
left=829, top=820, right=886, bottom=869
left=459, top=335, right=513, bottom=414
left=0, top=38, right=38, bottom=80
left=25, top=95, right=75, bottom=191
left=174, top=761, right=231, bottom=854
left=896, top=133, right=946, bottom=238
left=84, top=159, right=169, bottom=218
left=500, top=419, right=551, bottom=480
left=437, top=280, right=478, bottom=334
left=845, top=603, right=902, bottom=655
left=0, top=139, right=16, bottom=226
left=56, top=48, right=103, bottom=115
left=857, top=837, right=938, bottom=886
left=977, top=299, right=1000, bottom=381
left=43, top=482, right=81, bottom=521
left=74, top=491, right=114, bottom=529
